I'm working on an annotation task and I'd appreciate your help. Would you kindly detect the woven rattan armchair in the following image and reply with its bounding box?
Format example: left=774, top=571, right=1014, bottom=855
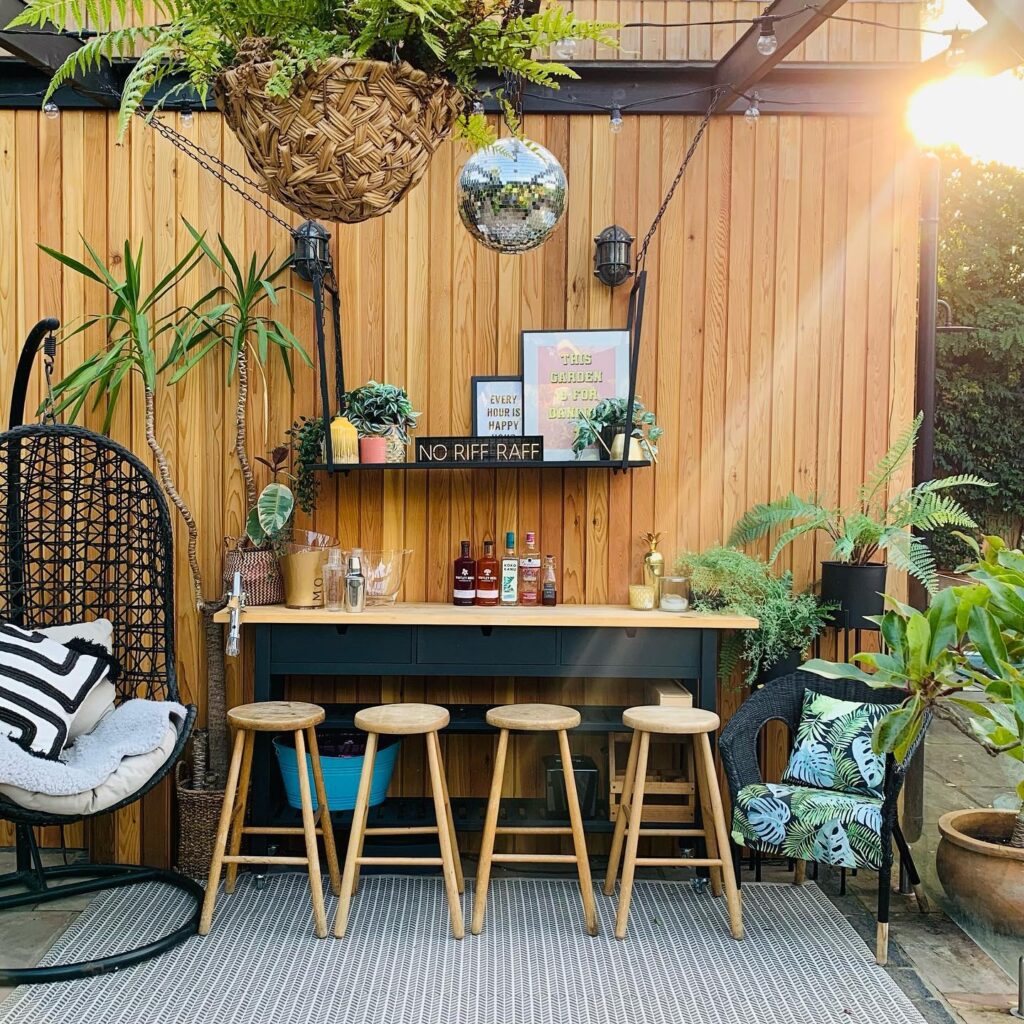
left=719, top=670, right=929, bottom=966
left=0, top=320, right=202, bottom=984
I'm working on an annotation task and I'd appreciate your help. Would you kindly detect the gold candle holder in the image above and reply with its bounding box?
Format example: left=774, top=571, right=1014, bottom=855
left=628, top=583, right=656, bottom=610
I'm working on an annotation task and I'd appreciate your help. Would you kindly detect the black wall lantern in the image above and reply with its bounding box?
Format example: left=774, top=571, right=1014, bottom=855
left=291, top=220, right=332, bottom=282
left=593, top=225, right=634, bottom=287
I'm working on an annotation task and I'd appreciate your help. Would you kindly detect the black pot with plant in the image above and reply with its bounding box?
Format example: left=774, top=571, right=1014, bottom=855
left=728, top=413, right=992, bottom=630
left=571, top=397, right=664, bottom=463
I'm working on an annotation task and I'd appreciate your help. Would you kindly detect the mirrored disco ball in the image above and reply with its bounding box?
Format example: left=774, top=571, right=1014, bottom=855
left=458, top=137, right=567, bottom=253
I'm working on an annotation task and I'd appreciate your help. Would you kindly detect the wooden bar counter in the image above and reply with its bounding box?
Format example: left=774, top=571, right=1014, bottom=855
left=215, top=602, right=756, bottom=841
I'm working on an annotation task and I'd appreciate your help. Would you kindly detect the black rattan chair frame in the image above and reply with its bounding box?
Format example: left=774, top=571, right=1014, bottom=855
left=719, top=670, right=929, bottom=964
left=0, top=321, right=202, bottom=984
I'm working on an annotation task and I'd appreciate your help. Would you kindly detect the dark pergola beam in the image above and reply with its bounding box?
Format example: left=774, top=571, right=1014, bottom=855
left=965, top=0, right=1024, bottom=46
left=710, top=0, right=850, bottom=110
left=917, top=20, right=1024, bottom=81
left=0, top=0, right=119, bottom=106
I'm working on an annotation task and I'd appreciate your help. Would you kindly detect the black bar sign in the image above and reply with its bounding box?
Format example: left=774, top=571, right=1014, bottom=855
left=415, top=436, right=544, bottom=464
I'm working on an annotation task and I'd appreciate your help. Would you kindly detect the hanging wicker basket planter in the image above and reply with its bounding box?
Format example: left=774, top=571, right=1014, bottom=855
left=214, top=53, right=465, bottom=224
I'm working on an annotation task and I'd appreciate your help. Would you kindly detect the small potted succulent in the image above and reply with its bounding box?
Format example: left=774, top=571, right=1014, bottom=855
left=571, top=397, right=663, bottom=463
left=344, top=381, right=421, bottom=464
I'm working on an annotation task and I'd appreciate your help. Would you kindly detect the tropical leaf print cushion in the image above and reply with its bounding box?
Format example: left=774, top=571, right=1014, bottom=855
left=782, top=690, right=889, bottom=798
left=731, top=782, right=883, bottom=870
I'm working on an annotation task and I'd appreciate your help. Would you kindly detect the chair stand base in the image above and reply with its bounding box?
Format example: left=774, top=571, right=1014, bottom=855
left=0, top=862, right=203, bottom=984
left=875, top=922, right=889, bottom=966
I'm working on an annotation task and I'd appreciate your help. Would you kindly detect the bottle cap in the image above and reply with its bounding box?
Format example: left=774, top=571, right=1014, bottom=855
left=347, top=553, right=362, bottom=572
left=505, top=531, right=515, bottom=548
left=526, top=531, right=536, bottom=543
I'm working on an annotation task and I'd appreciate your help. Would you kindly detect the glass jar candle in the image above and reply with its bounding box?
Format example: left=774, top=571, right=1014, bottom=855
left=659, top=575, right=690, bottom=612
left=628, top=583, right=656, bottom=610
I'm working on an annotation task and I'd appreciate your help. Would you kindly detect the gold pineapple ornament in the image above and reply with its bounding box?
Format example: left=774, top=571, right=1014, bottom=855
left=641, top=532, right=664, bottom=588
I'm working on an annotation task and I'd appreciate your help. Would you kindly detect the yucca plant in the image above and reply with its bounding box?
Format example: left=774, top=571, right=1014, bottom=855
left=727, top=414, right=992, bottom=594
left=8, top=0, right=617, bottom=142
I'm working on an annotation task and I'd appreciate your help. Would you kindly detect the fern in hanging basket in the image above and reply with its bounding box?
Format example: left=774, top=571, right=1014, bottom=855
left=11, top=0, right=617, bottom=223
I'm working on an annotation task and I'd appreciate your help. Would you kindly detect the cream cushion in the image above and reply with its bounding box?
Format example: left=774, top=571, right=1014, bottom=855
left=0, top=722, right=178, bottom=817
left=35, top=620, right=117, bottom=746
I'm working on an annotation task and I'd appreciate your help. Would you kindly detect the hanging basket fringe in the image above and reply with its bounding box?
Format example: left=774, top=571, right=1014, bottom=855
left=214, top=56, right=464, bottom=224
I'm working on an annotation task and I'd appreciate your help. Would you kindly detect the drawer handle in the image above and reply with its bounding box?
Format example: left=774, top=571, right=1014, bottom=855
left=625, top=628, right=637, bottom=639
left=335, top=625, right=349, bottom=636
left=480, top=626, right=493, bottom=638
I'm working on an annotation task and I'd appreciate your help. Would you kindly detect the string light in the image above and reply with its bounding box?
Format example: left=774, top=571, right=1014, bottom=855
left=609, top=105, right=623, bottom=133
left=755, top=17, right=778, bottom=56
left=180, top=106, right=194, bottom=127
left=471, top=98, right=484, bottom=115
left=42, top=101, right=59, bottom=119
left=945, top=28, right=968, bottom=67
left=744, top=92, right=761, bottom=121
left=552, top=37, right=578, bottom=60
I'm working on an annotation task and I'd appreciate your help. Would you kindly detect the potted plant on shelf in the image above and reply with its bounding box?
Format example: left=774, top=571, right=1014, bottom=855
left=571, top=397, right=663, bottom=463
left=13, top=0, right=616, bottom=223
left=804, top=536, right=1024, bottom=935
left=344, top=381, right=421, bottom=464
left=674, top=546, right=834, bottom=687
left=727, top=414, right=991, bottom=629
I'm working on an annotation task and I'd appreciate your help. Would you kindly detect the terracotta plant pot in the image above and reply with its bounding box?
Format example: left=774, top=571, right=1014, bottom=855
left=359, top=436, right=387, bottom=464
left=937, top=808, right=1024, bottom=935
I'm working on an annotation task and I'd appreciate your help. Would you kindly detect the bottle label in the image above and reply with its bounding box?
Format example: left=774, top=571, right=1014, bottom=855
left=500, top=558, right=518, bottom=603
left=454, top=567, right=476, bottom=600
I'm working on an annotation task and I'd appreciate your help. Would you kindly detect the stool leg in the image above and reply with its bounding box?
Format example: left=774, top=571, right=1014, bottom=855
left=558, top=729, right=598, bottom=937
left=308, top=726, right=342, bottom=898
left=692, top=733, right=723, bottom=898
left=199, top=728, right=246, bottom=935
left=295, top=729, right=328, bottom=939
left=350, top=744, right=378, bottom=897
left=697, top=733, right=744, bottom=940
left=334, top=732, right=377, bottom=938
left=427, top=730, right=465, bottom=940
left=604, top=730, right=640, bottom=896
left=614, top=729, right=650, bottom=940
left=472, top=727, right=509, bottom=935
left=224, top=729, right=255, bottom=895
left=434, top=735, right=464, bottom=894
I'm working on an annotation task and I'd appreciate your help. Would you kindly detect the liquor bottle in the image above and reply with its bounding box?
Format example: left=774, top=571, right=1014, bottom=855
left=518, top=531, right=541, bottom=605
left=476, top=539, right=499, bottom=606
left=500, top=531, right=519, bottom=607
left=453, top=540, right=476, bottom=606
left=541, top=554, right=558, bottom=607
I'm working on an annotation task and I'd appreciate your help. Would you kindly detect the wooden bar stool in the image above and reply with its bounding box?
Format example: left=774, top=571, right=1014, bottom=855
left=472, top=703, right=598, bottom=937
left=334, top=703, right=465, bottom=940
left=604, top=705, right=743, bottom=942
left=200, top=701, right=341, bottom=939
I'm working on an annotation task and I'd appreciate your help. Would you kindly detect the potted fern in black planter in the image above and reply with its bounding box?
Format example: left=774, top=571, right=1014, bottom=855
left=728, top=414, right=991, bottom=629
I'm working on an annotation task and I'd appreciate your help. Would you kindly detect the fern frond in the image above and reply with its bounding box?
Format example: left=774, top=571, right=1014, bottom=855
left=728, top=493, right=827, bottom=548
left=858, top=412, right=922, bottom=509
left=117, top=39, right=175, bottom=139
left=43, top=27, right=161, bottom=102
left=881, top=531, right=938, bottom=593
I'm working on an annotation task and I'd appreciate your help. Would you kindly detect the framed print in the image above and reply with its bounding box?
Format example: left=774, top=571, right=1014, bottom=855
left=521, top=329, right=631, bottom=461
left=472, top=376, right=523, bottom=437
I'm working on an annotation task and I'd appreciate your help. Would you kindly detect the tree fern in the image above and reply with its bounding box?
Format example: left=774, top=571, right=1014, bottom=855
left=858, top=413, right=921, bottom=511
left=728, top=493, right=827, bottom=549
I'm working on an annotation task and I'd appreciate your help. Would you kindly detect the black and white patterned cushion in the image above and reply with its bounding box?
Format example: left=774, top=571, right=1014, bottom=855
left=0, top=623, right=111, bottom=759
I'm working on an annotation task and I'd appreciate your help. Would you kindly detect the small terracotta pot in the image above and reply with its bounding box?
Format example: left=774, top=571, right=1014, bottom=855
left=937, top=808, right=1024, bottom=935
left=359, top=436, right=387, bottom=463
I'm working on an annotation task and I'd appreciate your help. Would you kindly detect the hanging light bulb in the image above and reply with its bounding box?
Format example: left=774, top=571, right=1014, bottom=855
left=42, top=102, right=59, bottom=120
left=755, top=17, right=778, bottom=56
left=744, top=93, right=761, bottom=122
left=471, top=98, right=485, bottom=116
left=552, top=37, right=578, bottom=60
left=180, top=107, right=194, bottom=128
left=609, top=106, right=624, bottom=134
left=945, top=28, right=968, bottom=67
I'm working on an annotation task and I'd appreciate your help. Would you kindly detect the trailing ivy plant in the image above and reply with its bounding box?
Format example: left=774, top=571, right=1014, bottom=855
left=674, top=546, right=835, bottom=687
left=9, top=0, right=617, bottom=143
left=286, top=415, right=325, bottom=517
left=727, top=413, right=991, bottom=594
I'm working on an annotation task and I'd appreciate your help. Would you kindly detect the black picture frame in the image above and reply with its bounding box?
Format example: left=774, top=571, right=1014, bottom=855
left=471, top=375, right=524, bottom=437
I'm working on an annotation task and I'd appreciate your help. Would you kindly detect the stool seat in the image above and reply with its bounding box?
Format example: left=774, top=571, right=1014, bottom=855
left=228, top=700, right=325, bottom=731
left=622, top=706, right=720, bottom=735
left=486, top=703, right=581, bottom=732
left=355, top=703, right=450, bottom=736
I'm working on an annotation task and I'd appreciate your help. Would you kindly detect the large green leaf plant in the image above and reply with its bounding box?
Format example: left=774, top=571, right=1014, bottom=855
left=804, top=536, right=1024, bottom=846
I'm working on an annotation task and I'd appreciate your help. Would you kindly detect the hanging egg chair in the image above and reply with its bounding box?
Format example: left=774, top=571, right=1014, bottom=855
left=215, top=49, right=465, bottom=224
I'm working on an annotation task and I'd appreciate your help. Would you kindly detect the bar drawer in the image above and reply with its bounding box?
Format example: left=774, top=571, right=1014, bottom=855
left=271, top=624, right=414, bottom=667
left=416, top=626, right=557, bottom=667
left=559, top=628, right=699, bottom=672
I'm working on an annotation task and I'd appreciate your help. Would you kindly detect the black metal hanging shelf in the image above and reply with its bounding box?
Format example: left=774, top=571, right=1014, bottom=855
left=309, top=459, right=652, bottom=475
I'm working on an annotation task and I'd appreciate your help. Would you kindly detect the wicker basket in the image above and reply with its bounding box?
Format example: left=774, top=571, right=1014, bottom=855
left=175, top=763, right=224, bottom=879
left=214, top=55, right=464, bottom=223
left=224, top=541, right=284, bottom=606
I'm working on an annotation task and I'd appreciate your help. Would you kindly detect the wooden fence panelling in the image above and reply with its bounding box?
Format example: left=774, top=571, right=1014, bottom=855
left=0, top=109, right=919, bottom=864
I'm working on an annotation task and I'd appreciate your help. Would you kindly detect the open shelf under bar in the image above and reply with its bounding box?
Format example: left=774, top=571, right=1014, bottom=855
left=309, top=460, right=650, bottom=473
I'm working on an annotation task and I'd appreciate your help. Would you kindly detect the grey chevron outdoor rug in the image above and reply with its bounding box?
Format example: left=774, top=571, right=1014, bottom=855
left=0, top=875, right=926, bottom=1024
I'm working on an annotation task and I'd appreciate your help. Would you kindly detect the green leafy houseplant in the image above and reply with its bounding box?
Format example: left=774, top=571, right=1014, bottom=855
left=44, top=229, right=304, bottom=787
left=571, top=397, right=664, bottom=462
left=675, top=547, right=834, bottom=687
left=344, top=380, right=420, bottom=441
left=286, top=415, right=326, bottom=517
left=246, top=446, right=296, bottom=547
left=805, top=536, right=1024, bottom=846
left=12, top=0, right=617, bottom=143
left=727, top=414, right=991, bottom=594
